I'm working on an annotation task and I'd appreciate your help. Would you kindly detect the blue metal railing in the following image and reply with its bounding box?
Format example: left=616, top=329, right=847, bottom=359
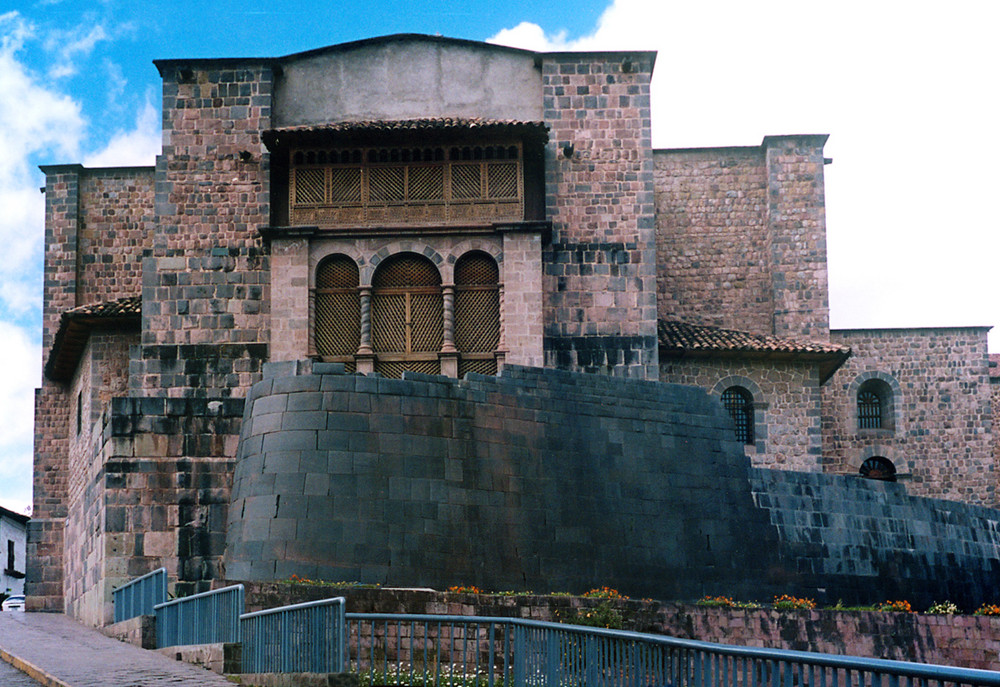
left=154, top=584, right=244, bottom=648
left=105, top=566, right=1000, bottom=685
left=241, top=597, right=347, bottom=674
left=112, top=567, right=167, bottom=623
left=347, top=613, right=1000, bottom=687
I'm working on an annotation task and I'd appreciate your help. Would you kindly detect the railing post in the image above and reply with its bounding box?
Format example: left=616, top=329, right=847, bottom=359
left=512, top=624, right=526, bottom=687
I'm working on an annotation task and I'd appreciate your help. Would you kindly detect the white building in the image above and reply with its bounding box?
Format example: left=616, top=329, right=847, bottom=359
left=1, top=505, right=29, bottom=597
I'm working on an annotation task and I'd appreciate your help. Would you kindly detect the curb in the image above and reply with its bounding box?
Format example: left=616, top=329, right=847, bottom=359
left=0, top=647, right=72, bottom=687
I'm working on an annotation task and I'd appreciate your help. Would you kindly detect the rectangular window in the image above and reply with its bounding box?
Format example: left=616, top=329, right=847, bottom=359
left=6, top=540, right=13, bottom=572
left=76, top=392, right=82, bottom=435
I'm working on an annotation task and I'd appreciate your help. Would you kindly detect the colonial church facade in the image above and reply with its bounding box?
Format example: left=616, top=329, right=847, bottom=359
left=30, top=35, right=995, bottom=620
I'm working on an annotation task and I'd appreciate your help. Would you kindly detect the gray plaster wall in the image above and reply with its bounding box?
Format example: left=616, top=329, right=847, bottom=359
left=273, top=37, right=543, bottom=126
left=225, top=362, right=781, bottom=600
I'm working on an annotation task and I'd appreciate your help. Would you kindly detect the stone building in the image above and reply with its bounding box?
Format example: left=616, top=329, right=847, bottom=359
left=29, top=34, right=996, bottom=622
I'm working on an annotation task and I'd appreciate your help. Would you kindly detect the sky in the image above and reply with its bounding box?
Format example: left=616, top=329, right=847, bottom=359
left=0, top=0, right=997, bottom=515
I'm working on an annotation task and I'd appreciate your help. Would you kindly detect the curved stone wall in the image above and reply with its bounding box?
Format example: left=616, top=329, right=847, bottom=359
left=225, top=362, right=781, bottom=600
left=225, top=361, right=1000, bottom=608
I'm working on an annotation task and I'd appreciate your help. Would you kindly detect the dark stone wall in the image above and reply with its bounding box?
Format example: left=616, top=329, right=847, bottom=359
left=749, top=468, right=1000, bottom=610
left=226, top=362, right=1000, bottom=610
left=225, top=362, right=781, bottom=600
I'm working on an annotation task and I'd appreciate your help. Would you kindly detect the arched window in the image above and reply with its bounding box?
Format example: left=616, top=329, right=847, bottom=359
left=860, top=456, right=896, bottom=482
left=371, top=253, right=442, bottom=378
left=857, top=379, right=891, bottom=430
left=721, top=386, right=755, bottom=445
left=454, top=251, right=500, bottom=377
left=314, top=255, right=360, bottom=371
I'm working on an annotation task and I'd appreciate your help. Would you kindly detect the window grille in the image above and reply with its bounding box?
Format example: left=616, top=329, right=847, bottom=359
left=289, top=142, right=524, bottom=227
left=454, top=252, right=500, bottom=377
left=860, top=456, right=896, bottom=482
left=371, top=254, right=443, bottom=378
left=314, top=255, right=360, bottom=361
left=857, top=387, right=883, bottom=429
left=721, top=386, right=754, bottom=445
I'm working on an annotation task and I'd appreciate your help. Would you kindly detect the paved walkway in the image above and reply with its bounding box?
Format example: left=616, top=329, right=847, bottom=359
left=0, top=612, right=236, bottom=686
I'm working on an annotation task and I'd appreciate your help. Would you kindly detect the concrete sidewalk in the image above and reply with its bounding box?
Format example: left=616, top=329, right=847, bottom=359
left=0, top=612, right=236, bottom=686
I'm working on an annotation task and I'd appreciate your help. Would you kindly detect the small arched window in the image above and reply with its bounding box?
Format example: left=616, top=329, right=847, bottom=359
left=857, top=379, right=892, bottom=430
left=721, top=386, right=755, bottom=445
left=454, top=251, right=500, bottom=377
left=860, top=456, right=896, bottom=482
left=314, top=255, right=360, bottom=370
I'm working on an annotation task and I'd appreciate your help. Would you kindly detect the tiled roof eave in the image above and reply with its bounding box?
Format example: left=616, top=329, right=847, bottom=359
left=659, top=345, right=847, bottom=363
left=657, top=319, right=852, bottom=383
left=262, top=117, right=549, bottom=149
left=45, top=296, right=141, bottom=382
left=659, top=345, right=851, bottom=384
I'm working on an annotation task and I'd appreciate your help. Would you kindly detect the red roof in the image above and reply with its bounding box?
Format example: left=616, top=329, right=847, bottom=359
left=45, top=296, right=141, bottom=382
left=658, top=320, right=850, bottom=383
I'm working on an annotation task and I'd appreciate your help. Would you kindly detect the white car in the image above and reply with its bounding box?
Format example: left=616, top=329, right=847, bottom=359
left=1, top=594, right=25, bottom=612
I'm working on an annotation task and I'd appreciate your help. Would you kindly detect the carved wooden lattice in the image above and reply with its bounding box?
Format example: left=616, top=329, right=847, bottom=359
left=371, top=254, right=443, bottom=375
left=314, top=255, right=360, bottom=359
left=459, top=357, right=497, bottom=377
left=375, top=360, right=440, bottom=379
left=454, top=252, right=500, bottom=376
left=290, top=143, right=523, bottom=227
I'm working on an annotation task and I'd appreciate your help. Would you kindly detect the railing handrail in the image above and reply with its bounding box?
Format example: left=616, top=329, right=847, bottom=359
left=346, top=612, right=1000, bottom=685
left=242, top=596, right=345, bottom=621
left=153, top=584, right=244, bottom=611
left=242, top=596, right=346, bottom=674
left=112, top=567, right=168, bottom=623
left=113, top=566, right=167, bottom=590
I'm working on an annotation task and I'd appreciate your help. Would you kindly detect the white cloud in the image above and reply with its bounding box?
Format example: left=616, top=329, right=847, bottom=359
left=490, top=0, right=1000, bottom=348
left=0, top=320, right=40, bottom=517
left=103, top=58, right=127, bottom=107
left=488, top=21, right=572, bottom=52
left=45, top=22, right=108, bottom=79
left=83, top=96, right=161, bottom=168
left=0, top=11, right=84, bottom=319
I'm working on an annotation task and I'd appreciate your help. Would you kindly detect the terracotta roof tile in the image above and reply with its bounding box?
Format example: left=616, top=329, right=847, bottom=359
left=659, top=320, right=850, bottom=355
left=63, top=295, right=141, bottom=318
left=263, top=117, right=548, bottom=148
left=659, top=320, right=851, bottom=383
left=45, top=296, right=141, bottom=382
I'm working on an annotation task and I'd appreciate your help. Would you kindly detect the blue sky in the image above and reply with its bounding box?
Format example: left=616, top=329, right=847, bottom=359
left=1, top=0, right=998, bottom=514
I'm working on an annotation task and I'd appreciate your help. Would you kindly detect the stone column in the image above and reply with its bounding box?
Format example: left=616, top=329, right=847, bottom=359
left=440, top=284, right=459, bottom=377
left=495, top=283, right=506, bottom=371
left=356, top=287, right=375, bottom=373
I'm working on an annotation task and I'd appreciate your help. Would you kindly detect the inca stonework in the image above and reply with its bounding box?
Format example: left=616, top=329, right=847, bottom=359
left=29, top=34, right=998, bottom=625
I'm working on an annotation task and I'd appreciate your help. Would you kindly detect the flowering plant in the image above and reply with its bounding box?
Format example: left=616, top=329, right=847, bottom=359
left=926, top=601, right=960, bottom=615
left=877, top=600, right=913, bottom=613
left=974, top=604, right=1000, bottom=616
left=582, top=587, right=629, bottom=600
left=773, top=594, right=816, bottom=610
left=696, top=595, right=736, bottom=608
